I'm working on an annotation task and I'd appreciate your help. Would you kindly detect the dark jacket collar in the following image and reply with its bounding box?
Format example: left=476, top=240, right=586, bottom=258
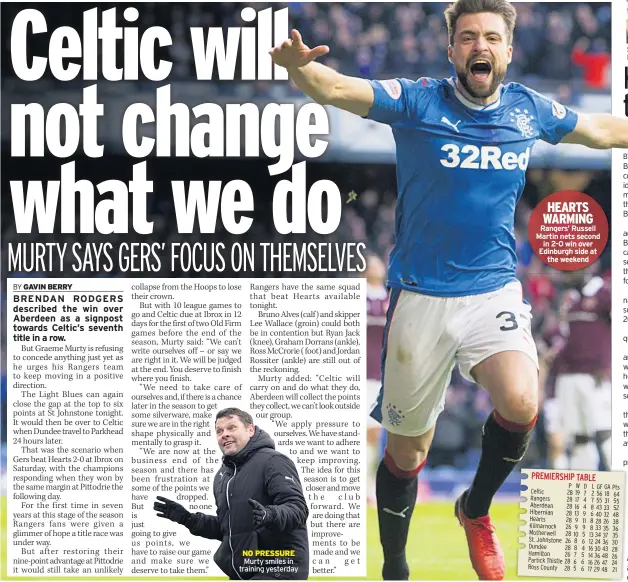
left=223, top=426, right=275, bottom=466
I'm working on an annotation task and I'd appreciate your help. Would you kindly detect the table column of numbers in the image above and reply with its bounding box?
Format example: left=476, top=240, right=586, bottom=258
left=564, top=482, right=574, bottom=573
left=612, top=485, right=620, bottom=574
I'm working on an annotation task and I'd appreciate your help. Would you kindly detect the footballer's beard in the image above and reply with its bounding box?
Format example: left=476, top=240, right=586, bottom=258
left=456, top=62, right=506, bottom=101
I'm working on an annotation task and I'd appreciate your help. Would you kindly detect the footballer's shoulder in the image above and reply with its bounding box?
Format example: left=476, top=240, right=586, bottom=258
left=388, top=76, right=444, bottom=93
left=502, top=81, right=535, bottom=96
left=383, top=76, right=442, bottom=93
left=502, top=82, right=549, bottom=101
left=413, top=76, right=443, bottom=88
left=386, top=76, right=444, bottom=98
left=501, top=82, right=545, bottom=106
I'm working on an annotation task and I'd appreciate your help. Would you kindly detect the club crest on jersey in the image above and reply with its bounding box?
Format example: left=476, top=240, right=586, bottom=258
left=386, top=403, right=405, bottom=426
left=510, top=109, right=535, bottom=138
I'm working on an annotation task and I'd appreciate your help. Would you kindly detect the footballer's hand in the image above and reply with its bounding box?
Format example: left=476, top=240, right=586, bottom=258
left=248, top=498, right=277, bottom=529
left=154, top=496, right=191, bottom=525
left=269, top=29, right=329, bottom=69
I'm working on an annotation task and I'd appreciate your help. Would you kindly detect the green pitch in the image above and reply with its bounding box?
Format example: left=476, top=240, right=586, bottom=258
left=366, top=501, right=533, bottom=581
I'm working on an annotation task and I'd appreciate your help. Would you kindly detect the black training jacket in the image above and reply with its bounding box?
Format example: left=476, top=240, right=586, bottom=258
left=184, top=428, right=309, bottom=580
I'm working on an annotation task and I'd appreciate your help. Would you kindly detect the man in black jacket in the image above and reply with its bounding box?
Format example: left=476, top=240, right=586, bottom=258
left=153, top=408, right=309, bottom=580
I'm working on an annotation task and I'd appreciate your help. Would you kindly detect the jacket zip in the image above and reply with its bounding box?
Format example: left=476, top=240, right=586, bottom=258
left=226, top=463, right=243, bottom=580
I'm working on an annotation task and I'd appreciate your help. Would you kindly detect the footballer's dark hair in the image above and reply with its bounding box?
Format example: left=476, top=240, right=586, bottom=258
left=216, top=407, right=254, bottom=427
left=444, top=0, right=517, bottom=45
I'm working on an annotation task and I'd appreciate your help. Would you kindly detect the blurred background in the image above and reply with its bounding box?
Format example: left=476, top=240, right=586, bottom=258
left=1, top=2, right=612, bottom=579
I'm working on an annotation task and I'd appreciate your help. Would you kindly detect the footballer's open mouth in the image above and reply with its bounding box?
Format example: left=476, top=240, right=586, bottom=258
left=469, top=60, right=492, bottom=81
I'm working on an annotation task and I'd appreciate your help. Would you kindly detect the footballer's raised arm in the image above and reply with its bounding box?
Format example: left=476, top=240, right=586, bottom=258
left=561, top=113, right=628, bottom=149
left=270, top=29, right=374, bottom=116
left=289, top=62, right=374, bottom=116
left=532, top=91, right=628, bottom=149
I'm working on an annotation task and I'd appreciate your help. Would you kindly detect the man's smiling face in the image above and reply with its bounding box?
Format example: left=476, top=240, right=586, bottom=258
left=216, top=415, right=254, bottom=456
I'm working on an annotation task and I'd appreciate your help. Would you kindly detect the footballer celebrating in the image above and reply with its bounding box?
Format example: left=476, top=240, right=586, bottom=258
left=271, top=0, right=626, bottom=579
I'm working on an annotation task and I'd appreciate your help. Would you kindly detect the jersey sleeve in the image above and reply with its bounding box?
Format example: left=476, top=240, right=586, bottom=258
left=530, top=90, right=578, bottom=145
left=366, top=78, right=432, bottom=126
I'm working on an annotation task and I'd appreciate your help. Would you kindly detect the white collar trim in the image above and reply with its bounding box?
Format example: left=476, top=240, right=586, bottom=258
left=447, top=77, right=503, bottom=111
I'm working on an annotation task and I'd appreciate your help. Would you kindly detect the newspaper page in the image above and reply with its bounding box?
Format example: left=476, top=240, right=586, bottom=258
left=1, top=2, right=626, bottom=581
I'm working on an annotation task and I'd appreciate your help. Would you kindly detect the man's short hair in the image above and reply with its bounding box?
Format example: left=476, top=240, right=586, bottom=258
left=444, top=0, right=517, bottom=45
left=216, top=407, right=254, bottom=427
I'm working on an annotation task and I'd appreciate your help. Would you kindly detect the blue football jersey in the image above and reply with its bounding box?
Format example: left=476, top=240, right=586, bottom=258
left=367, top=77, right=578, bottom=297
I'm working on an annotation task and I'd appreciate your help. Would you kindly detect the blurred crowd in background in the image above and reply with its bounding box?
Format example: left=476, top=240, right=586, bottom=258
left=1, top=2, right=613, bottom=491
